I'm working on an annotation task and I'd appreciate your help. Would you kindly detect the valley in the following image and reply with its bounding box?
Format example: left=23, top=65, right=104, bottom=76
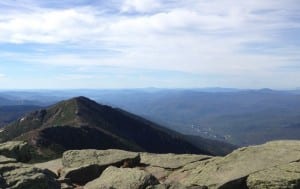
left=1, top=89, right=300, bottom=146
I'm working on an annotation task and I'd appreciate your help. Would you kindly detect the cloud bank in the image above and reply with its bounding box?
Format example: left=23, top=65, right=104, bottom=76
left=0, top=0, right=299, bottom=88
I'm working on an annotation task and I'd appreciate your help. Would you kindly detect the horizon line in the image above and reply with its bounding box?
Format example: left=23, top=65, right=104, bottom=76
left=0, top=87, right=298, bottom=91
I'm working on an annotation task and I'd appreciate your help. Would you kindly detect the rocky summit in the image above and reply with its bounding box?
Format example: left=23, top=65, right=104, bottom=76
left=0, top=140, right=299, bottom=189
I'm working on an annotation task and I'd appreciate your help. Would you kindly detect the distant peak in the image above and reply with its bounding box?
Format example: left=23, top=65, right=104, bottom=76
left=258, top=88, right=274, bottom=93
left=67, top=96, right=97, bottom=104
left=71, top=96, right=91, bottom=102
left=67, top=96, right=106, bottom=109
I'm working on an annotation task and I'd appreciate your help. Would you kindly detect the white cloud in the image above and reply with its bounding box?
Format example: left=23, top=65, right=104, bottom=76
left=121, top=0, right=161, bottom=13
left=0, top=0, right=300, bottom=88
left=0, top=1, right=298, bottom=44
left=0, top=7, right=98, bottom=44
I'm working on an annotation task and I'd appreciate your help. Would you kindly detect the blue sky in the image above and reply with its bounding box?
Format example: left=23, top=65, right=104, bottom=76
left=0, top=0, right=299, bottom=89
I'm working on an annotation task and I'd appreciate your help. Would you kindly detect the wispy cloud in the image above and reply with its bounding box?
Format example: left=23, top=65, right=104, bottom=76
left=0, top=0, right=299, bottom=88
left=56, top=74, right=95, bottom=81
left=121, top=0, right=161, bottom=13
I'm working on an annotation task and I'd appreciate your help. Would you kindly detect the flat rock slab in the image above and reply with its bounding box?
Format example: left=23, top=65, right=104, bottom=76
left=62, top=149, right=140, bottom=168
left=147, top=183, right=207, bottom=189
left=0, top=155, right=17, bottom=164
left=85, top=166, right=159, bottom=189
left=173, top=140, right=300, bottom=188
left=144, top=166, right=172, bottom=181
left=0, top=162, right=59, bottom=189
left=62, top=149, right=140, bottom=184
left=141, top=153, right=211, bottom=169
left=0, top=141, right=31, bottom=162
left=34, top=158, right=62, bottom=177
left=166, top=158, right=219, bottom=187
left=247, top=161, right=300, bottom=189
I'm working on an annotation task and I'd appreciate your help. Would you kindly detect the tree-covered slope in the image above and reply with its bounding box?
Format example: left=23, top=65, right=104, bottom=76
left=0, top=97, right=228, bottom=160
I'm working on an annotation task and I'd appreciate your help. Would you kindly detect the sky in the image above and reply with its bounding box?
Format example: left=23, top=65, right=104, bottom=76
left=0, top=0, right=299, bottom=89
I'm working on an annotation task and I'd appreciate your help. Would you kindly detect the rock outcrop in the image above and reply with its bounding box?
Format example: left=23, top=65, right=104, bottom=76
left=167, top=140, right=300, bottom=188
left=247, top=161, right=300, bottom=189
left=0, top=155, right=17, bottom=164
left=0, top=161, right=60, bottom=189
left=61, top=149, right=140, bottom=184
left=140, top=153, right=211, bottom=169
left=0, top=141, right=31, bottom=162
left=0, top=140, right=299, bottom=189
left=146, top=183, right=207, bottom=189
left=0, top=141, right=60, bottom=189
left=85, top=166, right=159, bottom=189
left=140, top=153, right=212, bottom=183
left=34, top=158, right=63, bottom=180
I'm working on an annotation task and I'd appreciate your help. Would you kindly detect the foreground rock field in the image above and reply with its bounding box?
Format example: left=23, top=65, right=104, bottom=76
left=0, top=140, right=299, bottom=189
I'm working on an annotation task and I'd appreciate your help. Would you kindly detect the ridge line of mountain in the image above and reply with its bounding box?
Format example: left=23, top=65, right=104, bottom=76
left=0, top=96, right=236, bottom=161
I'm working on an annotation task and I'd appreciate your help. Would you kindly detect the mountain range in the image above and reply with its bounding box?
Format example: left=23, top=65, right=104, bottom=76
left=1, top=89, right=299, bottom=146
left=88, top=89, right=300, bottom=145
left=0, top=96, right=234, bottom=161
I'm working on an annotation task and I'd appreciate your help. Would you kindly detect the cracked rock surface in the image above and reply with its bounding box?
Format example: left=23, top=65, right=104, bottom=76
left=247, top=161, right=300, bottom=189
left=1, top=140, right=300, bottom=189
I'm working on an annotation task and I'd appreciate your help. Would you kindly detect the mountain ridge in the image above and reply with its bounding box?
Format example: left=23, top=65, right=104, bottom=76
left=0, top=96, right=231, bottom=161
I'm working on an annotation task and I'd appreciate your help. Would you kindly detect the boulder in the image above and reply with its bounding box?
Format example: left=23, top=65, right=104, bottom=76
left=247, top=161, right=300, bottom=189
left=84, top=166, right=159, bottom=189
left=0, top=141, right=31, bottom=162
left=0, top=162, right=60, bottom=189
left=168, top=140, right=300, bottom=188
left=141, top=153, right=211, bottom=169
left=61, top=149, right=140, bottom=184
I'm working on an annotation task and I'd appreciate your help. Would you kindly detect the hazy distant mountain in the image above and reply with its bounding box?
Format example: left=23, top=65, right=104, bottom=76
left=96, top=89, right=300, bottom=146
left=0, top=105, right=41, bottom=127
left=0, top=97, right=14, bottom=106
left=0, top=91, right=63, bottom=106
left=0, top=96, right=34, bottom=106
left=1, top=89, right=300, bottom=146
left=0, top=96, right=232, bottom=160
